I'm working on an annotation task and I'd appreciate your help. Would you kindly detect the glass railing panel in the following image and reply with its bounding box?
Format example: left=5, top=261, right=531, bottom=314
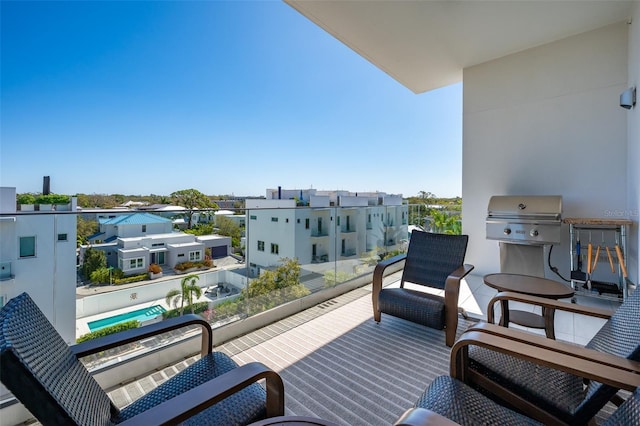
left=1, top=204, right=411, bottom=372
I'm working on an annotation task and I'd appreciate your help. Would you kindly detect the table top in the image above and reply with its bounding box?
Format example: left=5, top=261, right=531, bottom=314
left=248, top=416, right=339, bottom=426
left=483, top=273, right=574, bottom=299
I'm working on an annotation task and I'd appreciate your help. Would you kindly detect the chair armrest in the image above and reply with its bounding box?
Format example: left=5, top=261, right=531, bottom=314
left=466, top=322, right=640, bottom=373
left=117, top=361, right=285, bottom=425
left=444, top=264, right=475, bottom=305
left=447, top=264, right=475, bottom=282
left=71, top=314, right=213, bottom=358
left=487, top=291, right=614, bottom=324
left=394, top=408, right=460, bottom=426
left=450, top=330, right=640, bottom=391
left=372, top=253, right=407, bottom=300
left=373, top=254, right=407, bottom=288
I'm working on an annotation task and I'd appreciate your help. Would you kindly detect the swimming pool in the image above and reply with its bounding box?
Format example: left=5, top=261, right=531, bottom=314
left=88, top=305, right=166, bottom=332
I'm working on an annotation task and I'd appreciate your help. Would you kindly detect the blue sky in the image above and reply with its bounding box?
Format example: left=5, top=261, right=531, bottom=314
left=1, top=1, right=462, bottom=198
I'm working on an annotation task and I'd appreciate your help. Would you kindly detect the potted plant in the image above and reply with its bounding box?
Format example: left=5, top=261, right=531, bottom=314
left=148, top=263, right=163, bottom=279
left=35, top=194, right=70, bottom=211
left=17, top=193, right=36, bottom=211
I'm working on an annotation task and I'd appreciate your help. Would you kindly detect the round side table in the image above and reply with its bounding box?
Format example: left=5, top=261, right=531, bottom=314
left=483, top=273, right=574, bottom=339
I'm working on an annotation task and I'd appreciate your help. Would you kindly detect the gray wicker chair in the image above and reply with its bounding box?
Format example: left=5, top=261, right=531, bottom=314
left=372, top=230, right=474, bottom=346
left=395, top=377, right=640, bottom=426
left=0, top=292, right=284, bottom=426
left=463, top=287, right=640, bottom=425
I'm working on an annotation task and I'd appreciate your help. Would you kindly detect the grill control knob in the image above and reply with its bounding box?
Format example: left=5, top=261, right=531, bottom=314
left=504, top=228, right=511, bottom=235
left=530, top=229, right=539, bottom=237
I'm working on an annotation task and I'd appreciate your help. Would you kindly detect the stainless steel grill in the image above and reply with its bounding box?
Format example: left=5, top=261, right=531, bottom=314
left=486, top=195, right=563, bottom=277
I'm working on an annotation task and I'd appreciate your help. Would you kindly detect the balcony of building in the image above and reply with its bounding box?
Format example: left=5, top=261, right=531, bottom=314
left=0, top=204, right=626, bottom=425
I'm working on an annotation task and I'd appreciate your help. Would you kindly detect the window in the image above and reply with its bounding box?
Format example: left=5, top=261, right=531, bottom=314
left=271, top=243, right=279, bottom=255
left=337, top=216, right=341, bottom=226
left=142, top=225, right=147, bottom=233
left=305, top=218, right=310, bottom=229
left=271, top=217, right=278, bottom=222
left=178, top=253, right=185, bottom=257
left=19, top=236, right=35, bottom=258
left=189, top=251, right=202, bottom=261
left=250, top=215, right=257, bottom=220
left=128, top=258, right=144, bottom=269
left=57, top=233, right=68, bottom=242
left=257, top=241, right=265, bottom=251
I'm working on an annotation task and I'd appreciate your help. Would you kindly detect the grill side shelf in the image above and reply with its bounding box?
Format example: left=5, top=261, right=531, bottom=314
left=565, top=218, right=630, bottom=302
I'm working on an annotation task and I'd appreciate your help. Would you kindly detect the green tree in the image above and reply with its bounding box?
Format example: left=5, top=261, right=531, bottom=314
left=184, top=223, right=215, bottom=236
left=82, top=249, right=107, bottom=280
left=77, top=216, right=98, bottom=246
left=430, top=210, right=462, bottom=235
left=243, top=258, right=309, bottom=314
left=216, top=216, right=242, bottom=247
left=170, top=189, right=218, bottom=229
left=165, top=274, right=202, bottom=315
left=90, top=267, right=112, bottom=284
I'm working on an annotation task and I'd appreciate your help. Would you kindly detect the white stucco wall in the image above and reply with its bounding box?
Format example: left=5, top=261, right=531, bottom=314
left=462, top=22, right=630, bottom=280
left=0, top=213, right=77, bottom=344
left=627, top=5, right=639, bottom=286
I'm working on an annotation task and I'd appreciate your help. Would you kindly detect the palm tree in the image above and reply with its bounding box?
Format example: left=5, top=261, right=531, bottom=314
left=165, top=273, right=202, bottom=315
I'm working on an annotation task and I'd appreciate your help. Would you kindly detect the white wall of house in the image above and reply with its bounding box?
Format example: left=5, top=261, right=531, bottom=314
left=462, top=23, right=632, bottom=281
left=247, top=208, right=298, bottom=271
left=627, top=5, right=639, bottom=285
left=0, top=188, right=77, bottom=344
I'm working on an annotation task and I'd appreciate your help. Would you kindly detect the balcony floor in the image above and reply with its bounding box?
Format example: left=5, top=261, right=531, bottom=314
left=105, top=272, right=618, bottom=425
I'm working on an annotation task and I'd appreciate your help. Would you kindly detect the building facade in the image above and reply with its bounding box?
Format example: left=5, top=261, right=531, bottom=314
left=0, top=187, right=77, bottom=344
left=245, top=189, right=407, bottom=277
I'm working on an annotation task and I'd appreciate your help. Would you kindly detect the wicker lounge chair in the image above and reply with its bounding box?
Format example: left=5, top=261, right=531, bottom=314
left=372, top=230, right=474, bottom=346
left=457, top=287, right=640, bottom=425
left=0, top=292, right=284, bottom=425
left=395, top=377, right=640, bottom=426
left=394, top=325, right=640, bottom=426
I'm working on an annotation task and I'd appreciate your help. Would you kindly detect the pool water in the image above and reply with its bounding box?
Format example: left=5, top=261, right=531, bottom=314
left=88, top=305, right=166, bottom=332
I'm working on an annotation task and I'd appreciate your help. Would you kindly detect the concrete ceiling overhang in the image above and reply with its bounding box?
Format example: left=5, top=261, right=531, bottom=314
left=285, top=0, right=635, bottom=94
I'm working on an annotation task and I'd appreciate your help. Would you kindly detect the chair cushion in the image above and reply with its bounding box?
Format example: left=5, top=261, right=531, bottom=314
left=116, top=351, right=267, bottom=425
left=0, top=293, right=115, bottom=426
left=469, top=289, right=640, bottom=423
left=416, top=375, right=543, bottom=425
left=378, top=288, right=445, bottom=329
left=468, top=346, right=584, bottom=420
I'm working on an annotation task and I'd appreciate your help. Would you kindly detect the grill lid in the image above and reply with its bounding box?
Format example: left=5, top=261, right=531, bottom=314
left=487, top=195, right=562, bottom=221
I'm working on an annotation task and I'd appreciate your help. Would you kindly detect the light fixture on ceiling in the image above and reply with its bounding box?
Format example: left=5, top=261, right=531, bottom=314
left=620, top=87, right=636, bottom=110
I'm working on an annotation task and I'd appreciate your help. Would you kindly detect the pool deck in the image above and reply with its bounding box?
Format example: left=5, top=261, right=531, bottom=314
left=76, top=286, right=240, bottom=338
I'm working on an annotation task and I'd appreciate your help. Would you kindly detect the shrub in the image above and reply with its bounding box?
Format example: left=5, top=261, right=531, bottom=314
left=163, top=301, right=209, bottom=319
left=35, top=193, right=70, bottom=204
left=148, top=263, right=162, bottom=274
left=174, top=260, right=212, bottom=271
left=90, top=267, right=112, bottom=284
left=323, top=270, right=355, bottom=287
left=76, top=320, right=139, bottom=343
left=17, top=193, right=36, bottom=204
left=174, top=261, right=196, bottom=271
left=113, top=273, right=147, bottom=285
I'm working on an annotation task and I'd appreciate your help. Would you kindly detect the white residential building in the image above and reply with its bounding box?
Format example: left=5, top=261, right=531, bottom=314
left=245, top=189, right=407, bottom=276
left=80, top=212, right=232, bottom=275
left=0, top=187, right=77, bottom=344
